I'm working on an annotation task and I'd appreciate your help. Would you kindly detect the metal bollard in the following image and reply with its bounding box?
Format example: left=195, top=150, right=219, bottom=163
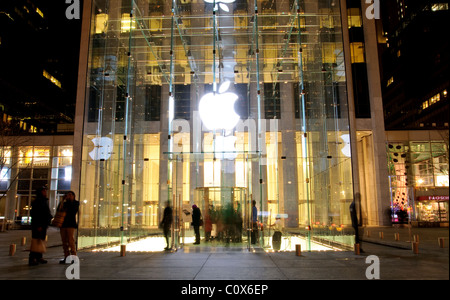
left=354, top=243, right=360, bottom=255
left=394, top=233, right=400, bottom=241
left=379, top=232, right=384, bottom=239
left=21, top=237, right=27, bottom=246
left=295, top=244, right=301, bottom=256
left=438, top=238, right=445, bottom=248
left=412, top=242, right=419, bottom=254
left=367, top=230, right=370, bottom=237
left=120, top=244, right=126, bottom=257
left=9, top=244, right=16, bottom=256
left=414, top=235, right=419, bottom=243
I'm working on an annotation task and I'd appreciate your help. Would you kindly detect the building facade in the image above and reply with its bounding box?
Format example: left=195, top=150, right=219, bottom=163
left=71, top=0, right=393, bottom=251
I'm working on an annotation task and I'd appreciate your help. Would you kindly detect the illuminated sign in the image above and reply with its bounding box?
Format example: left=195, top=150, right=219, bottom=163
left=89, top=137, right=113, bottom=160
left=204, top=0, right=235, bottom=12
left=199, top=81, right=240, bottom=131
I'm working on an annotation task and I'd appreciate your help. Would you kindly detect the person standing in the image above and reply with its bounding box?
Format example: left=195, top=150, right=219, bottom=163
left=192, top=204, right=202, bottom=245
left=270, top=215, right=283, bottom=251
left=161, top=201, right=173, bottom=250
left=251, top=200, right=258, bottom=244
left=59, top=191, right=79, bottom=264
left=29, top=186, right=52, bottom=266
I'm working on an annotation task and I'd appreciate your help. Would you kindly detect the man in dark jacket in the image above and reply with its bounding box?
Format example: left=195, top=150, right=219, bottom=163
left=59, top=191, right=79, bottom=264
left=192, top=205, right=202, bottom=244
left=29, top=186, right=52, bottom=266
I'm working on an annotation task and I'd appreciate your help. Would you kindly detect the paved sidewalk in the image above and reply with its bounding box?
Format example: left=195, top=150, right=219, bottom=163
left=0, top=226, right=448, bottom=281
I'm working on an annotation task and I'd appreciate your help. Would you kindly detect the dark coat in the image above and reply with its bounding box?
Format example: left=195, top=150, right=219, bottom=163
left=30, top=195, right=52, bottom=239
left=61, top=200, right=79, bottom=228
left=162, top=206, right=173, bottom=229
left=192, top=206, right=202, bottom=227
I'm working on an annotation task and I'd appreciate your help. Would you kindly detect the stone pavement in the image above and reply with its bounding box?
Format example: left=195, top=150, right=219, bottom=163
left=0, top=226, right=448, bottom=281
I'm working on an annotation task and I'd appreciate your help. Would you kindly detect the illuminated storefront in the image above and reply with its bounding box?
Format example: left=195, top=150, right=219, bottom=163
left=0, top=137, right=74, bottom=228
left=386, top=133, right=449, bottom=227
left=77, top=0, right=359, bottom=252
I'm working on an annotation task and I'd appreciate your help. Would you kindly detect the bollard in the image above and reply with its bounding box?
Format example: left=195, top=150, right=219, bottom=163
left=295, top=244, right=301, bottom=256
left=438, top=238, right=445, bottom=248
left=412, top=242, right=419, bottom=254
left=21, top=237, right=27, bottom=246
left=367, top=230, right=370, bottom=237
left=354, top=243, right=360, bottom=255
left=120, top=244, right=126, bottom=257
left=9, top=244, right=16, bottom=256
left=414, top=235, right=419, bottom=243
left=379, top=231, right=384, bottom=239
left=394, top=233, right=400, bottom=241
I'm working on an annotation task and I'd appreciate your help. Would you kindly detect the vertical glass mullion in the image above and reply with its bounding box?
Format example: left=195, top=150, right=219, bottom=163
left=296, top=0, right=311, bottom=251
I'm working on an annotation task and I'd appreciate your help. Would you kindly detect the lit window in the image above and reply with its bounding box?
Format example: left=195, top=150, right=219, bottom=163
left=121, top=13, right=136, bottom=33
left=43, top=70, right=62, bottom=88
left=431, top=3, right=449, bottom=11
left=347, top=8, right=362, bottom=28
left=36, top=7, right=44, bottom=18
left=387, top=76, right=394, bottom=87
left=350, top=42, right=365, bottom=63
left=95, top=13, right=108, bottom=34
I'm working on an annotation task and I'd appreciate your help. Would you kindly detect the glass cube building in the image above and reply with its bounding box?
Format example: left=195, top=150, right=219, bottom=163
left=76, top=0, right=359, bottom=251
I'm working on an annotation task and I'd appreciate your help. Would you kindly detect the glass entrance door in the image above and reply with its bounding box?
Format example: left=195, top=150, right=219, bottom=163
left=167, top=151, right=257, bottom=250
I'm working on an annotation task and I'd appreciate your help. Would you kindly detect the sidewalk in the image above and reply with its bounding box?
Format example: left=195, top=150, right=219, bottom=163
left=0, top=226, right=448, bottom=281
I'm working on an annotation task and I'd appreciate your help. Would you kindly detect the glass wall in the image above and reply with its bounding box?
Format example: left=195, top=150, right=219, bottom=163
left=79, top=0, right=355, bottom=251
left=387, top=140, right=449, bottom=224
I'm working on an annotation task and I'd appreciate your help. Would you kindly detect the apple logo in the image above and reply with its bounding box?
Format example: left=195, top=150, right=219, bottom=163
left=199, top=80, right=240, bottom=131
left=340, top=134, right=351, bottom=158
left=204, top=0, right=235, bottom=12
left=89, top=137, right=113, bottom=160
left=215, top=135, right=237, bottom=160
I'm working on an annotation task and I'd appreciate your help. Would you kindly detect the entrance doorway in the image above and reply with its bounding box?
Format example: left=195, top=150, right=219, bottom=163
left=166, top=151, right=259, bottom=250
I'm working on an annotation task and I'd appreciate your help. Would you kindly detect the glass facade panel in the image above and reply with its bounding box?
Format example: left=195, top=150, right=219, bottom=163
left=79, top=0, right=355, bottom=251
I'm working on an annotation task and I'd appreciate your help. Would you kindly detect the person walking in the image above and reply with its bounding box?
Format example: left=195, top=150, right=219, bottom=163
left=29, top=186, right=52, bottom=266
left=161, top=201, right=173, bottom=250
left=192, top=204, right=202, bottom=245
left=59, top=191, right=79, bottom=264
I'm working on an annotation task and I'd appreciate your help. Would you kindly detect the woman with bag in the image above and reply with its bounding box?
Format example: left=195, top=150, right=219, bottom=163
left=59, top=191, right=79, bottom=264
left=29, top=186, right=52, bottom=266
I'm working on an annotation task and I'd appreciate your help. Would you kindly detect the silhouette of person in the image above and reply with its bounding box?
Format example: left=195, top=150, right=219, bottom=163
left=59, top=191, right=79, bottom=264
left=29, top=186, right=52, bottom=266
left=251, top=200, right=258, bottom=244
left=192, top=204, right=202, bottom=244
left=161, top=201, right=173, bottom=250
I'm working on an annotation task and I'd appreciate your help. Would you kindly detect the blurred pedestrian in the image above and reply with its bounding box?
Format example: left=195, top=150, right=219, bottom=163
left=29, top=186, right=52, bottom=266
left=161, top=201, right=173, bottom=250
left=192, top=204, right=202, bottom=244
left=251, top=200, right=258, bottom=244
left=59, top=191, right=79, bottom=264
left=270, top=215, right=283, bottom=251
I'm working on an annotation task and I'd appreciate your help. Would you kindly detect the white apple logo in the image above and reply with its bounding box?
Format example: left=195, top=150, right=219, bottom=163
left=204, top=0, right=235, bottom=12
left=340, top=134, right=351, bottom=158
left=215, top=135, right=237, bottom=160
left=199, top=80, right=240, bottom=131
left=89, top=137, right=113, bottom=160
